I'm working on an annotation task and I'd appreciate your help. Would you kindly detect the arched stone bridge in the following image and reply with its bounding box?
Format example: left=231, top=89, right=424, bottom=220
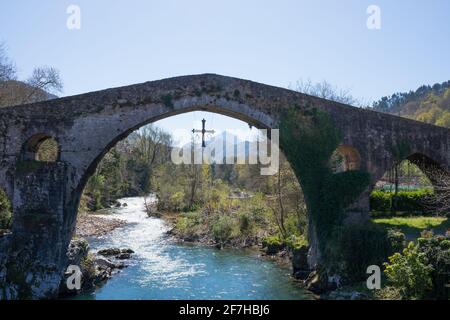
left=1, top=74, right=450, bottom=299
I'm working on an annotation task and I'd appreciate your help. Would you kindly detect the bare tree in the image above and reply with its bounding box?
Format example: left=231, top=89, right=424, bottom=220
left=0, top=42, right=63, bottom=107
left=425, top=169, right=450, bottom=216
left=23, top=66, right=63, bottom=102
left=132, top=125, right=173, bottom=193
left=0, top=42, right=16, bottom=81
left=290, top=78, right=369, bottom=107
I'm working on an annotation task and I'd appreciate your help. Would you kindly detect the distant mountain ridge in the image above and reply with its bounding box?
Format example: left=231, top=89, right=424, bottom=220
left=181, top=130, right=257, bottom=163
left=372, top=80, right=450, bottom=128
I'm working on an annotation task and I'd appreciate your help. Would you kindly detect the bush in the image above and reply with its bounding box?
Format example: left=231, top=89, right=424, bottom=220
left=212, top=216, right=235, bottom=245
left=417, top=233, right=450, bottom=299
left=329, top=222, right=392, bottom=282
left=174, top=211, right=202, bottom=237
left=238, top=213, right=251, bottom=234
left=262, top=235, right=285, bottom=255
left=387, top=229, right=406, bottom=253
left=384, top=242, right=433, bottom=299
left=370, top=190, right=434, bottom=215
left=285, top=234, right=308, bottom=250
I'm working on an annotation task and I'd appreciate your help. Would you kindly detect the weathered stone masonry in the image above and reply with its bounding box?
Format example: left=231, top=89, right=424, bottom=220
left=1, top=74, right=450, bottom=299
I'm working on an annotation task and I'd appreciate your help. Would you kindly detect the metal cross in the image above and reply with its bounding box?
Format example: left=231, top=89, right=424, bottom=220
left=192, top=118, right=215, bottom=148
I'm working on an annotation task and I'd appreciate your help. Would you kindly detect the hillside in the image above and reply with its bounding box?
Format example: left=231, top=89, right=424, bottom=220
left=372, top=80, right=450, bottom=127
left=0, top=80, right=57, bottom=108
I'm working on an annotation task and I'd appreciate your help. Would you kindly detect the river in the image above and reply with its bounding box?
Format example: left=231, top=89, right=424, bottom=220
left=73, top=196, right=312, bottom=300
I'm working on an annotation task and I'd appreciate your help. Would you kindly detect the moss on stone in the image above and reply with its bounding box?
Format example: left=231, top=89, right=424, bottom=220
left=15, top=160, right=45, bottom=176
left=279, top=106, right=371, bottom=267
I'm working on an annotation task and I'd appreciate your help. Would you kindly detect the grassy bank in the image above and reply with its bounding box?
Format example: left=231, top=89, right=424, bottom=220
left=373, top=216, right=449, bottom=239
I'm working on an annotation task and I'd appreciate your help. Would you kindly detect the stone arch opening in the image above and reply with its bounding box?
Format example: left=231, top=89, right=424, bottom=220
left=22, top=133, right=59, bottom=162
left=330, top=144, right=361, bottom=173
left=0, top=187, right=13, bottom=237
left=69, top=109, right=309, bottom=269
left=369, top=153, right=443, bottom=216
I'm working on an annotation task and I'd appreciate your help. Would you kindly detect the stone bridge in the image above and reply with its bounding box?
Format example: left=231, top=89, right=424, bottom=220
left=1, top=74, right=450, bottom=299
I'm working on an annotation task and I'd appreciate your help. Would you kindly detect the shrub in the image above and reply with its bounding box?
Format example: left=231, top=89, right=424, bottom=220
left=262, top=235, right=285, bottom=255
left=370, top=189, right=434, bottom=215
left=239, top=213, right=251, bottom=234
left=417, top=233, right=450, bottom=299
left=384, top=242, right=433, bottom=299
left=387, top=228, right=406, bottom=253
left=330, top=222, right=392, bottom=282
left=285, top=234, right=308, bottom=250
left=212, top=215, right=235, bottom=245
left=174, top=211, right=202, bottom=237
left=169, top=191, right=185, bottom=211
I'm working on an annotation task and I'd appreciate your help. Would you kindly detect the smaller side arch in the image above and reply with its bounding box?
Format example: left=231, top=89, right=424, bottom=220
left=331, top=144, right=361, bottom=172
left=21, top=133, right=60, bottom=162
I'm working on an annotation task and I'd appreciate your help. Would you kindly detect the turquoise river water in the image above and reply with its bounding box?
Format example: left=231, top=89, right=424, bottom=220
left=73, top=197, right=312, bottom=300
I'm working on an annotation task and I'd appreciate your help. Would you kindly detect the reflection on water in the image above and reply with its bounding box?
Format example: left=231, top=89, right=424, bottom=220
left=74, top=197, right=312, bottom=300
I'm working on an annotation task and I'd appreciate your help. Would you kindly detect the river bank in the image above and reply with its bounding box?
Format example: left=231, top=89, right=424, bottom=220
left=75, top=213, right=127, bottom=238
left=161, top=211, right=290, bottom=264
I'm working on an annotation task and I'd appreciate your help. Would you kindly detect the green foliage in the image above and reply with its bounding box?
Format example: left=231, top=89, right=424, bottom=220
left=280, top=106, right=371, bottom=262
left=329, top=222, right=392, bottom=282
left=262, top=235, right=285, bottom=255
left=82, top=125, right=173, bottom=212
left=15, top=160, right=45, bottom=175
left=284, top=234, right=308, bottom=250
left=383, top=242, right=433, bottom=299
left=373, top=80, right=450, bottom=115
left=387, top=228, right=406, bottom=253
left=370, top=189, right=434, bottom=215
left=212, top=215, right=235, bottom=245
left=161, top=94, right=174, bottom=108
left=416, top=233, right=450, bottom=299
left=0, top=188, right=12, bottom=231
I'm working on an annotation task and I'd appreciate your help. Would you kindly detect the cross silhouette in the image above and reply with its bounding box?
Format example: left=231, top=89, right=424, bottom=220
left=192, top=118, right=215, bottom=148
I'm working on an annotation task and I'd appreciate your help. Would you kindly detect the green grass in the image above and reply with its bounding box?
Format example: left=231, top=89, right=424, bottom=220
left=373, top=216, right=450, bottom=240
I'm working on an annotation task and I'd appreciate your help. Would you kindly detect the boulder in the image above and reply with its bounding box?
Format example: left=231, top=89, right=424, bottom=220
left=116, top=253, right=131, bottom=260
left=98, top=248, right=121, bottom=256
left=292, top=246, right=309, bottom=275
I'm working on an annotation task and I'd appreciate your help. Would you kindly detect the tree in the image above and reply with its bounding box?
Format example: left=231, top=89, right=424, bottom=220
left=425, top=168, right=450, bottom=217
left=131, top=125, right=172, bottom=193
left=0, top=42, right=63, bottom=107
left=291, top=78, right=367, bottom=107
left=0, top=42, right=16, bottom=81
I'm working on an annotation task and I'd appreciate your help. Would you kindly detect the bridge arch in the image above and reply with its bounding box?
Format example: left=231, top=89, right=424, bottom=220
left=21, top=133, right=60, bottom=162
left=70, top=96, right=277, bottom=205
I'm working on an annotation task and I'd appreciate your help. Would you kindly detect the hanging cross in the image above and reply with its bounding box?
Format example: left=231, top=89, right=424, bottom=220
left=192, top=118, right=215, bottom=148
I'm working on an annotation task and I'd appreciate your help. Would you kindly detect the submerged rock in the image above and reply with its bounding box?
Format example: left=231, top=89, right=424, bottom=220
left=98, top=248, right=121, bottom=256
left=98, top=248, right=134, bottom=259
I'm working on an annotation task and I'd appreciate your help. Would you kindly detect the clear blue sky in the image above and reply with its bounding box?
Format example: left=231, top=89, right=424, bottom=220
left=1, top=0, right=449, bottom=145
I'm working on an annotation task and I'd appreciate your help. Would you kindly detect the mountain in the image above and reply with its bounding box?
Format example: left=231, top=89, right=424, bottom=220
left=372, top=80, right=450, bottom=127
left=181, top=131, right=257, bottom=163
